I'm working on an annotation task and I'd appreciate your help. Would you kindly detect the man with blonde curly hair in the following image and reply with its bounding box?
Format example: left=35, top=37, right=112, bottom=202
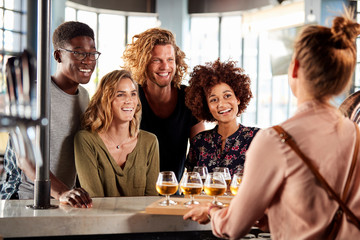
left=123, top=28, right=204, bottom=180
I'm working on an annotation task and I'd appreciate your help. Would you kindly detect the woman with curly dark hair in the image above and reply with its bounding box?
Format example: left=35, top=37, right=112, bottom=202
left=184, top=59, right=259, bottom=175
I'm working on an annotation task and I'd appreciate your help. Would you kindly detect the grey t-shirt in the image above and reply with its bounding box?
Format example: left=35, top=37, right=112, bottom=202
left=18, top=80, right=89, bottom=199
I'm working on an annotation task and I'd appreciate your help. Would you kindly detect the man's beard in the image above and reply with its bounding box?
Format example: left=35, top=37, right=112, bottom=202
left=148, top=74, right=173, bottom=88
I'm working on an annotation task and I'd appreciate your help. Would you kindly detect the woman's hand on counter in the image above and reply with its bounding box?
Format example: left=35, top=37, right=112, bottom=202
left=183, top=203, right=213, bottom=224
left=59, top=187, right=93, bottom=208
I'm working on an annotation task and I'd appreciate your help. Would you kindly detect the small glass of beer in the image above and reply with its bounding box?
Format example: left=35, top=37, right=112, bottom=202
left=204, top=172, right=227, bottom=206
left=193, top=166, right=208, bottom=184
left=180, top=172, right=203, bottom=205
left=230, top=172, right=243, bottom=196
left=193, top=166, right=208, bottom=194
left=156, top=171, right=178, bottom=206
left=213, top=167, right=231, bottom=195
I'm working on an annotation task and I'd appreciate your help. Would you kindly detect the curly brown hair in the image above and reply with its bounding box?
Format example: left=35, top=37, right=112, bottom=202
left=122, top=28, right=188, bottom=89
left=82, top=70, right=141, bottom=137
left=185, top=59, right=252, bottom=122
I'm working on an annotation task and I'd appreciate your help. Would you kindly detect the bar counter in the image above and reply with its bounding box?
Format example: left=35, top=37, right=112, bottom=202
left=0, top=196, right=216, bottom=239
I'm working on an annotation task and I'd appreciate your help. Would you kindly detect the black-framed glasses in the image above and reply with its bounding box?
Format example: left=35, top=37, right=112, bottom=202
left=58, top=48, right=101, bottom=61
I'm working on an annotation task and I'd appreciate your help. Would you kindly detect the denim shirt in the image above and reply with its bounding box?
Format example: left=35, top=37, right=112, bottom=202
left=0, top=139, right=21, bottom=199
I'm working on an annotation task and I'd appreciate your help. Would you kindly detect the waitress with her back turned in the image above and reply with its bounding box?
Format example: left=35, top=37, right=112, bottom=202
left=184, top=10, right=360, bottom=240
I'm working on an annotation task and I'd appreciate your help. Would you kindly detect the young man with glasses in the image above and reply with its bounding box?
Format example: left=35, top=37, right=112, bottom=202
left=1, top=21, right=98, bottom=208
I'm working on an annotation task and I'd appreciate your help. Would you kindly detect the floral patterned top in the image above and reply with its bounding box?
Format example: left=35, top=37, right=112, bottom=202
left=185, top=124, right=260, bottom=176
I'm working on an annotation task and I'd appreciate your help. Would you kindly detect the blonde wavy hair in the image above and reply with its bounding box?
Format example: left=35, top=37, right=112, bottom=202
left=122, top=27, right=188, bottom=88
left=82, top=70, right=142, bottom=137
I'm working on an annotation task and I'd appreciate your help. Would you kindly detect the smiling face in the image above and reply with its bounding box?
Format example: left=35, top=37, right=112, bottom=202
left=146, top=44, right=176, bottom=88
left=56, top=36, right=97, bottom=86
left=112, top=77, right=139, bottom=123
left=207, top=82, right=240, bottom=124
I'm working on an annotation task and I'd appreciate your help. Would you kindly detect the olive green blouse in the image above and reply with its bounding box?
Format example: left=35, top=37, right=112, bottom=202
left=74, top=130, right=160, bottom=197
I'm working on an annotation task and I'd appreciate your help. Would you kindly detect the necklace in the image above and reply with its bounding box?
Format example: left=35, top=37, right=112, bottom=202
left=106, top=132, right=121, bottom=149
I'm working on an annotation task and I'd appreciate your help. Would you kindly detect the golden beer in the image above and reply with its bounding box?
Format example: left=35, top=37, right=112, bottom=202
left=237, top=178, right=242, bottom=184
left=204, top=185, right=226, bottom=196
left=180, top=183, right=202, bottom=195
left=225, top=179, right=231, bottom=187
left=230, top=173, right=242, bottom=196
left=156, top=182, right=178, bottom=195
left=230, top=186, right=239, bottom=195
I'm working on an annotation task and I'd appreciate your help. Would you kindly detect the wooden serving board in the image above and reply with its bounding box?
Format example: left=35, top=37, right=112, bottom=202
left=145, top=196, right=233, bottom=216
left=186, top=194, right=234, bottom=201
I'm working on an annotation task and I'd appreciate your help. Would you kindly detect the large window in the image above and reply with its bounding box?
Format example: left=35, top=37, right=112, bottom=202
left=189, top=16, right=219, bottom=70
left=0, top=0, right=27, bottom=114
left=220, top=16, right=242, bottom=65
left=0, top=0, right=27, bottom=163
left=98, top=14, right=125, bottom=81
left=127, top=15, right=158, bottom=44
left=65, top=4, right=157, bottom=96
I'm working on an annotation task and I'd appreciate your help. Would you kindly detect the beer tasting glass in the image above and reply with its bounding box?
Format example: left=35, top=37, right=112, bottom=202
left=213, top=167, right=231, bottom=195
left=230, top=172, right=243, bottom=196
left=180, top=172, right=203, bottom=205
left=193, top=166, right=208, bottom=184
left=204, top=172, right=227, bottom=206
left=156, top=171, right=178, bottom=206
left=193, top=166, right=208, bottom=194
left=236, top=165, right=244, bottom=175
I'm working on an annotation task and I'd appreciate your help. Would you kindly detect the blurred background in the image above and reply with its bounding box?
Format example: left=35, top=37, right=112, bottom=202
left=0, top=0, right=359, bottom=164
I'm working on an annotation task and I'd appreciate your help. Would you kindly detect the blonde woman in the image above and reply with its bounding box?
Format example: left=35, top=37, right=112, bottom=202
left=74, top=70, right=159, bottom=197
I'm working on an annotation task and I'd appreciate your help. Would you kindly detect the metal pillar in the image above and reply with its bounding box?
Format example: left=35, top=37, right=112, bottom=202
left=29, top=0, right=54, bottom=209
